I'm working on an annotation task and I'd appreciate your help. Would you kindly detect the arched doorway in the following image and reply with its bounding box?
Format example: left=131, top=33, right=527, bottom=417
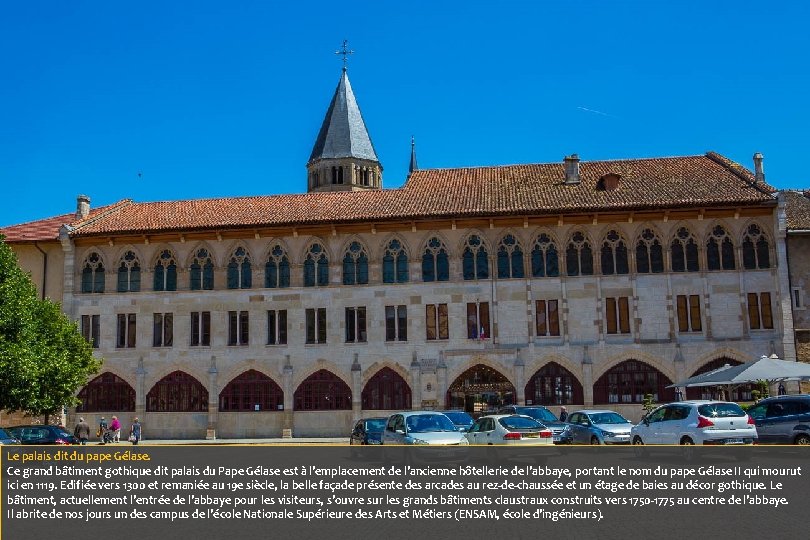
left=525, top=362, right=583, bottom=405
left=686, top=358, right=751, bottom=401
left=445, top=364, right=515, bottom=416
left=362, top=368, right=411, bottom=410
left=593, top=360, right=675, bottom=404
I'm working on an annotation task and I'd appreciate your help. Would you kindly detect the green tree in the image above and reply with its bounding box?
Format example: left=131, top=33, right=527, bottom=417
left=0, top=235, right=101, bottom=421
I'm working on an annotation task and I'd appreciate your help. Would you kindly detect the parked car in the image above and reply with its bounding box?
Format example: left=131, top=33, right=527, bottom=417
left=0, top=427, right=20, bottom=445
left=465, top=414, right=553, bottom=446
left=381, top=412, right=468, bottom=445
left=349, top=417, right=387, bottom=446
left=7, top=425, right=78, bottom=445
left=566, top=410, right=633, bottom=444
left=498, top=405, right=573, bottom=444
left=437, top=410, right=475, bottom=432
left=746, top=395, right=810, bottom=445
left=631, top=401, right=757, bottom=445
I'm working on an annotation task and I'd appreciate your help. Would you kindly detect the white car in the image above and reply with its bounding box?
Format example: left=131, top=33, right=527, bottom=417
left=631, top=401, right=757, bottom=445
left=465, top=414, right=553, bottom=446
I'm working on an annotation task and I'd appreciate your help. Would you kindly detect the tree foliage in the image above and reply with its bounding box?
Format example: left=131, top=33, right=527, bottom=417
left=0, top=235, right=101, bottom=418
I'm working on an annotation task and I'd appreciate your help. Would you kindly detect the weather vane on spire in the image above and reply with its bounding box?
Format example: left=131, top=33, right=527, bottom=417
left=335, top=39, right=354, bottom=70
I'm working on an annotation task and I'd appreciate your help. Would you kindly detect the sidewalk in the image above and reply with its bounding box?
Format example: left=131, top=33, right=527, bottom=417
left=91, top=437, right=350, bottom=445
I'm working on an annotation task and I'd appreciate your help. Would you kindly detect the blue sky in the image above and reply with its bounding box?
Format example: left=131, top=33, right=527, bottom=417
left=2, top=1, right=808, bottom=226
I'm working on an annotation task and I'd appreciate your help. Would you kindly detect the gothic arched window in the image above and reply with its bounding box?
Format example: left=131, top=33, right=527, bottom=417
left=707, top=225, right=735, bottom=271
left=117, top=251, right=141, bottom=292
left=422, top=237, right=449, bottom=282
left=190, top=248, right=214, bottom=290
left=600, top=230, right=629, bottom=275
left=219, top=370, right=283, bottom=412
left=294, top=370, right=352, bottom=411
left=742, top=224, right=771, bottom=270
left=227, top=247, right=252, bottom=289
left=462, top=235, right=489, bottom=280
left=146, top=371, right=208, bottom=412
left=382, top=239, right=409, bottom=283
left=361, top=368, right=412, bottom=410
left=671, top=227, right=700, bottom=272
left=81, top=252, right=105, bottom=293
left=342, top=241, right=369, bottom=285
left=76, top=372, right=136, bottom=412
left=303, top=243, right=329, bottom=287
left=153, top=249, right=177, bottom=291
left=566, top=231, right=593, bottom=276
left=531, top=233, right=559, bottom=277
left=497, top=234, right=524, bottom=279
left=265, top=245, right=290, bottom=288
left=635, top=229, right=664, bottom=274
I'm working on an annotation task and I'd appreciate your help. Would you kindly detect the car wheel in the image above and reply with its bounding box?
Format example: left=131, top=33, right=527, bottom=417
left=590, top=436, right=601, bottom=445
left=795, top=434, right=810, bottom=445
left=632, top=436, right=647, bottom=458
left=680, top=437, right=695, bottom=462
left=680, top=436, right=694, bottom=445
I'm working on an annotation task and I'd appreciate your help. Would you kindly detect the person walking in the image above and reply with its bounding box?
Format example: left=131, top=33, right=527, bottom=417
left=559, top=406, right=568, bottom=422
left=110, top=416, right=121, bottom=443
left=74, top=418, right=90, bottom=445
left=97, top=417, right=108, bottom=445
left=129, top=418, right=142, bottom=445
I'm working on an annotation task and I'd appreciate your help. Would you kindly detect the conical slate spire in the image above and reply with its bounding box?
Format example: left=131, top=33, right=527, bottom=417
left=308, top=70, right=378, bottom=163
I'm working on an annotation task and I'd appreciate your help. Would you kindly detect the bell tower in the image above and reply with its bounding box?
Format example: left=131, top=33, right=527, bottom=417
left=306, top=41, right=382, bottom=192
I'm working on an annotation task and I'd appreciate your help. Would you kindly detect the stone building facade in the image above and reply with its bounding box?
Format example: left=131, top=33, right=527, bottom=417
left=1, top=69, right=795, bottom=437
left=784, top=190, right=810, bottom=363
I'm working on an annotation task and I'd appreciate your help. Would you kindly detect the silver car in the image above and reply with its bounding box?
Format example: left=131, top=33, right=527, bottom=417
left=566, top=410, right=633, bottom=444
left=381, top=412, right=469, bottom=446
left=631, top=401, right=757, bottom=445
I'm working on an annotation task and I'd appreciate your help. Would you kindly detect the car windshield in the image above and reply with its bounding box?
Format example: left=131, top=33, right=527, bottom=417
left=365, top=419, right=386, bottom=432
left=698, top=403, right=746, bottom=418
left=499, top=416, right=543, bottom=430
left=517, top=407, right=557, bottom=423
left=442, top=412, right=474, bottom=427
left=406, top=414, right=458, bottom=433
left=589, top=412, right=630, bottom=425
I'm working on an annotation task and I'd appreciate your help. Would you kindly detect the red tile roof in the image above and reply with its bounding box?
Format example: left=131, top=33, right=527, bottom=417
left=1, top=153, right=775, bottom=241
left=0, top=201, right=131, bottom=243
left=784, top=190, right=810, bottom=230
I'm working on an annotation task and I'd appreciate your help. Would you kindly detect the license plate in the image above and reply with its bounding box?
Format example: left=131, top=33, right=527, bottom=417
left=525, top=433, right=539, bottom=438
left=725, top=438, right=744, bottom=444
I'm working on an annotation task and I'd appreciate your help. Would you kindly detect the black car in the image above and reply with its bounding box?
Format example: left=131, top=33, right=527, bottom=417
left=7, top=425, right=78, bottom=445
left=498, top=406, right=573, bottom=444
left=349, top=417, right=387, bottom=453
left=0, top=427, right=20, bottom=445
left=437, top=410, right=475, bottom=432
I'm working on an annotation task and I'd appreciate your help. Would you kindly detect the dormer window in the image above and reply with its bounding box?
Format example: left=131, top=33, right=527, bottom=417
left=599, top=173, right=622, bottom=191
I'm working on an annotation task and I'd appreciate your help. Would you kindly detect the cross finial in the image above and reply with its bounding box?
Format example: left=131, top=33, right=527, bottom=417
left=335, top=39, right=354, bottom=71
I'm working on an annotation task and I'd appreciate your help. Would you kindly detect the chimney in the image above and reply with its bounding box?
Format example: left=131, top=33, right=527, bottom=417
left=564, top=154, right=580, bottom=184
left=753, top=152, right=765, bottom=184
left=76, top=195, right=90, bottom=219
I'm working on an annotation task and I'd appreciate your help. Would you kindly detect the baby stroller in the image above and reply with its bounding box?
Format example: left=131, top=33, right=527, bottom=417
left=99, top=428, right=114, bottom=445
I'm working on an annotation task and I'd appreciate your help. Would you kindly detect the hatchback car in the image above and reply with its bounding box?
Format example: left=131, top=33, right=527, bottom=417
left=566, top=410, right=633, bottom=444
left=7, top=425, right=78, bottom=445
left=465, top=414, right=552, bottom=446
left=746, top=395, right=810, bottom=444
left=381, top=412, right=468, bottom=446
left=631, top=401, right=757, bottom=445
left=0, top=427, right=20, bottom=445
left=498, top=405, right=573, bottom=444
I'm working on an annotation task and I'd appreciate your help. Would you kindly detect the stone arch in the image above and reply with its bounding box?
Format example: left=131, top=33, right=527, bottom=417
left=144, top=364, right=211, bottom=395
left=361, top=360, right=413, bottom=388
left=291, top=359, right=352, bottom=391
left=186, top=241, right=219, bottom=268
left=524, top=361, right=585, bottom=406
left=689, top=347, right=753, bottom=375
left=145, top=370, right=209, bottom=412
left=444, top=356, right=517, bottom=391
left=150, top=244, right=178, bottom=267
left=592, top=359, right=676, bottom=405
left=218, top=361, right=283, bottom=389
left=593, top=350, right=675, bottom=383
left=524, top=354, right=584, bottom=384
left=361, top=366, right=412, bottom=410
left=112, top=244, right=145, bottom=266
left=337, top=234, right=371, bottom=260
left=75, top=371, right=137, bottom=412
left=455, top=228, right=492, bottom=255
left=218, top=369, right=284, bottom=412
left=445, top=360, right=517, bottom=412
left=260, top=238, right=293, bottom=265
left=293, top=368, right=352, bottom=411
left=419, top=231, right=453, bottom=258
